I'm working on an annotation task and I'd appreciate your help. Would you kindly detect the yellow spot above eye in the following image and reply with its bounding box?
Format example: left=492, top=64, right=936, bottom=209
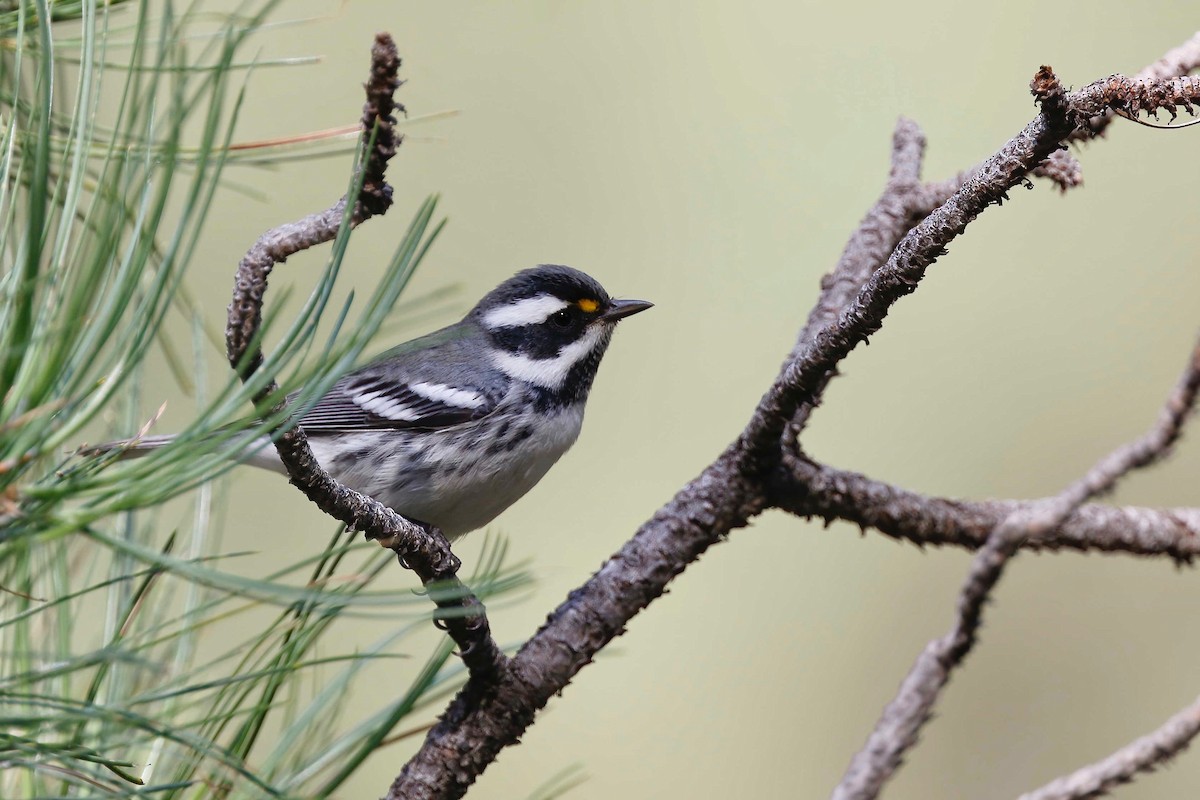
left=577, top=298, right=599, bottom=313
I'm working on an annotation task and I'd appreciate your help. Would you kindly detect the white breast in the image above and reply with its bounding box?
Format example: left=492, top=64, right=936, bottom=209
left=261, top=404, right=587, bottom=539
left=418, top=404, right=585, bottom=538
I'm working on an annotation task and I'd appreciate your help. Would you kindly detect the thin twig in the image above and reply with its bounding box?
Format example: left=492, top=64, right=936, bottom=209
left=782, top=108, right=1082, bottom=445
left=771, top=454, right=1200, bottom=562
left=768, top=67, right=1199, bottom=465
left=1019, top=695, right=1200, bottom=800
left=749, top=67, right=1081, bottom=458
left=831, top=335, right=1200, bottom=800
left=1031, top=149, right=1084, bottom=191
left=224, top=34, right=505, bottom=682
left=784, top=35, right=1200, bottom=451
left=783, top=118, right=957, bottom=440
left=1081, top=30, right=1200, bottom=139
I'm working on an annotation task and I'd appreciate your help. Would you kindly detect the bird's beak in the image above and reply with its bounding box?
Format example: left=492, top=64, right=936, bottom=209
left=598, top=298, right=654, bottom=322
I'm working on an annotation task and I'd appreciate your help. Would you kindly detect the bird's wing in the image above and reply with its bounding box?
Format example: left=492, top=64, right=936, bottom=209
left=299, top=375, right=500, bottom=432
left=296, top=324, right=506, bottom=433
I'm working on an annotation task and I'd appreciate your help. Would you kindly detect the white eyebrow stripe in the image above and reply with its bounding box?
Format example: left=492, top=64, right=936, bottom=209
left=481, top=294, right=570, bottom=329
left=489, top=326, right=606, bottom=389
left=409, top=382, right=485, bottom=409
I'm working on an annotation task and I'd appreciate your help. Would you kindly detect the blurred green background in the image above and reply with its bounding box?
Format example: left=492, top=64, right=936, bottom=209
left=144, top=1, right=1200, bottom=797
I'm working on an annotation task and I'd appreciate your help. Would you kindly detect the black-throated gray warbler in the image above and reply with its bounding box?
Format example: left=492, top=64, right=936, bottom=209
left=97, top=265, right=651, bottom=539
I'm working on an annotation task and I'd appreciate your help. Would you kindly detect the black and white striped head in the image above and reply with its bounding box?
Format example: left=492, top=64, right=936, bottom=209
left=472, top=265, right=652, bottom=404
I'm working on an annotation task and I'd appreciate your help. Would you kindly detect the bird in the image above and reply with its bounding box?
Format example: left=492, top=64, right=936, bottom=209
left=94, top=265, right=652, bottom=539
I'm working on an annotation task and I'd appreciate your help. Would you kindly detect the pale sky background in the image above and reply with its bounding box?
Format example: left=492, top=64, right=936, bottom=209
left=146, top=2, right=1200, bottom=798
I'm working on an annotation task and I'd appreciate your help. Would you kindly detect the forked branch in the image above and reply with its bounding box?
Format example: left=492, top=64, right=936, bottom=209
left=832, top=336, right=1200, bottom=800
left=388, top=43, right=1200, bottom=800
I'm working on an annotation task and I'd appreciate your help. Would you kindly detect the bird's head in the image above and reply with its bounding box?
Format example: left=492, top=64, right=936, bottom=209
left=471, top=265, right=652, bottom=404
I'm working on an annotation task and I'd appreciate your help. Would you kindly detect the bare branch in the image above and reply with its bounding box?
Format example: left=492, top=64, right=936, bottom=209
left=784, top=105, right=1085, bottom=442
left=785, top=37, right=1200, bottom=450
left=1019, top=695, right=1200, bottom=800
left=771, top=455, right=1200, bottom=561
left=773, top=66, right=1200, bottom=480
left=752, top=70, right=1080, bottom=454
left=784, top=118, right=958, bottom=438
left=775, top=66, right=1199, bottom=452
left=389, top=50, right=1200, bottom=799
left=832, top=533, right=1021, bottom=800
left=1082, top=30, right=1200, bottom=139
left=1135, top=30, right=1200, bottom=81
left=389, top=457, right=770, bottom=800
left=832, top=335, right=1200, bottom=800
left=792, top=118, right=929, bottom=359
left=1031, top=149, right=1084, bottom=192
left=225, top=34, right=505, bottom=682
left=1058, top=72, right=1200, bottom=126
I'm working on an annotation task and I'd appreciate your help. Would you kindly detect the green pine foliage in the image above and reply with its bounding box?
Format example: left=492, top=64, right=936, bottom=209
left=0, top=2, right=525, bottom=796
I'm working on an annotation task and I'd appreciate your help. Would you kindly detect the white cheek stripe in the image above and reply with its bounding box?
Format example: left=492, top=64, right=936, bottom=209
left=357, top=391, right=420, bottom=421
left=409, top=381, right=485, bottom=409
left=490, top=326, right=606, bottom=390
left=481, top=294, right=569, bottom=329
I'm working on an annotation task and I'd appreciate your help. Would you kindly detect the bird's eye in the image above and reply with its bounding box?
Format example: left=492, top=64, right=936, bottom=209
left=548, top=309, right=574, bottom=329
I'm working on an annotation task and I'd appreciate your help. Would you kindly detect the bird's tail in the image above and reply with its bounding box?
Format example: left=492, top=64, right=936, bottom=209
left=80, top=432, right=285, bottom=473
left=79, top=434, right=178, bottom=461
